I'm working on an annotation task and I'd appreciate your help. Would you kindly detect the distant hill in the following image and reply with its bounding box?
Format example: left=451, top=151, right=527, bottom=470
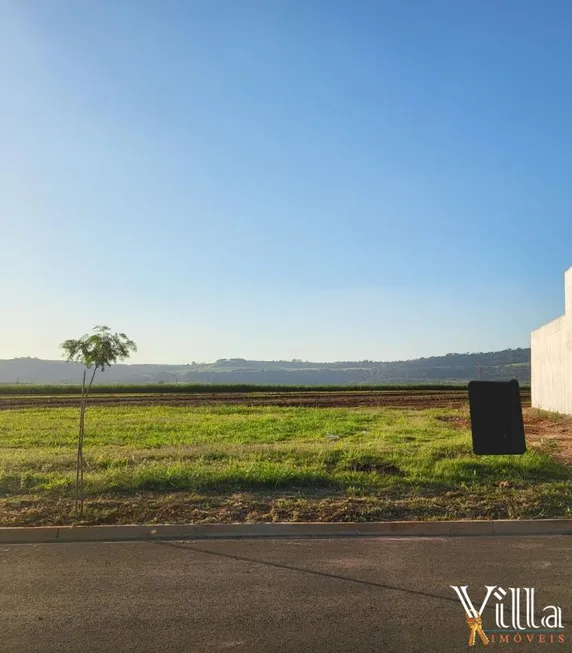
left=0, top=348, right=531, bottom=385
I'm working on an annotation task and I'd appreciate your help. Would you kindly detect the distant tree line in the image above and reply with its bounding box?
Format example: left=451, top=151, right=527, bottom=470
left=0, top=348, right=531, bottom=385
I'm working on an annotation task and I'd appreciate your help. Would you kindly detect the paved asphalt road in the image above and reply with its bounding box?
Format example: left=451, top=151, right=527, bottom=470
left=1, top=535, right=570, bottom=653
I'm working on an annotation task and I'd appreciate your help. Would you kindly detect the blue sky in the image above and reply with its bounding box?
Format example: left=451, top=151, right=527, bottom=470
left=2, top=0, right=571, bottom=364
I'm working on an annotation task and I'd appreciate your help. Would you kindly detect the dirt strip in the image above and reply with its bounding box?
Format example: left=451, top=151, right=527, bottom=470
left=0, top=390, right=531, bottom=410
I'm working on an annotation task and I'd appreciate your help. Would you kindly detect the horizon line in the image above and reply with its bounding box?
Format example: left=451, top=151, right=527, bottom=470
left=1, top=346, right=531, bottom=367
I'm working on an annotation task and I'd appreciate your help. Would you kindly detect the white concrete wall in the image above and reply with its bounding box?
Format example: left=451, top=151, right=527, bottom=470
left=566, top=265, right=572, bottom=317
left=530, top=266, right=572, bottom=415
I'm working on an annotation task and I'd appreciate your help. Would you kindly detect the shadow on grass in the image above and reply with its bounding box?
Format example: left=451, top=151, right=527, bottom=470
left=434, top=456, right=571, bottom=483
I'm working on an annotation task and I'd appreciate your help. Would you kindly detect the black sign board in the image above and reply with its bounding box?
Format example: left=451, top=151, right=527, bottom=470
left=468, top=380, right=526, bottom=455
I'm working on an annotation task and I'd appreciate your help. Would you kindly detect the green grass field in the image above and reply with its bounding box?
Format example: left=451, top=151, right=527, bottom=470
left=0, top=404, right=569, bottom=525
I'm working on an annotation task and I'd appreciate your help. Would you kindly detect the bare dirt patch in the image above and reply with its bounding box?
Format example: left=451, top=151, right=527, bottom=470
left=0, top=389, right=531, bottom=411
left=437, top=408, right=572, bottom=466
left=524, top=409, right=572, bottom=465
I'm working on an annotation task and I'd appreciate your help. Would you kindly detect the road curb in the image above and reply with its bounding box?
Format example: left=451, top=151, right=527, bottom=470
left=1, top=519, right=571, bottom=544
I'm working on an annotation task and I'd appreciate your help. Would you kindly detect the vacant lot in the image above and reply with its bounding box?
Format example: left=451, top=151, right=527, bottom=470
left=0, top=401, right=569, bottom=526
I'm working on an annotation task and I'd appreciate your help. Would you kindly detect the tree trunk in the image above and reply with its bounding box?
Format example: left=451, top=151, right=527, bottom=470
left=77, top=367, right=98, bottom=517
left=75, top=369, right=87, bottom=517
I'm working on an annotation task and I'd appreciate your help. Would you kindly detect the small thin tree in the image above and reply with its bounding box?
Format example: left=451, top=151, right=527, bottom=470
left=60, top=325, right=137, bottom=518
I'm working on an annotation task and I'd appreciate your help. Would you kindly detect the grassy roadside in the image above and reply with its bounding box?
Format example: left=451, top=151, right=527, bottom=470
left=0, top=405, right=569, bottom=525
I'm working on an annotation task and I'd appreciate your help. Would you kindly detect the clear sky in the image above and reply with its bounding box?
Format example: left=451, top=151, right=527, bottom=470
left=2, top=0, right=571, bottom=364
